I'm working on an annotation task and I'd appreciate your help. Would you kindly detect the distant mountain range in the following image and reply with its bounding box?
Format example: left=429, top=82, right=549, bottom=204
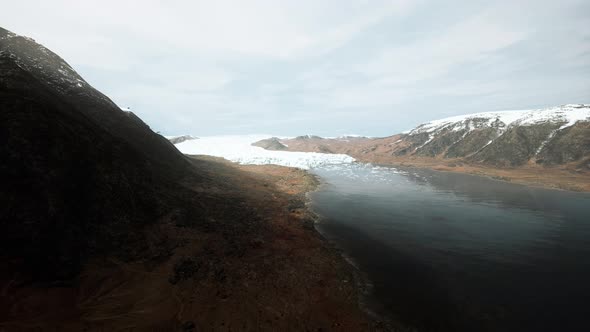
left=253, top=104, right=590, bottom=190
left=394, top=104, right=590, bottom=166
left=256, top=104, right=590, bottom=167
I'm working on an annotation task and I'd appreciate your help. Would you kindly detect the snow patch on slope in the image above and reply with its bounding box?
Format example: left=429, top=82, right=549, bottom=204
left=174, top=135, right=355, bottom=170
left=409, top=104, right=590, bottom=135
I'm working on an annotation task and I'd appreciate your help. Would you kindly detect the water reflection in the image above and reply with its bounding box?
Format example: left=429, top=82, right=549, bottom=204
left=310, top=164, right=590, bottom=332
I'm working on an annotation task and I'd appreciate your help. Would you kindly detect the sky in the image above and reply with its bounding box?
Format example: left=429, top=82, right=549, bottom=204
left=2, top=0, right=589, bottom=136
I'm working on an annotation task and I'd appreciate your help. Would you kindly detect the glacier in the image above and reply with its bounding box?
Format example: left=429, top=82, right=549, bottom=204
left=173, top=135, right=355, bottom=170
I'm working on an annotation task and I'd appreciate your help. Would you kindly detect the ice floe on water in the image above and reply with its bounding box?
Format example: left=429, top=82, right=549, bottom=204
left=312, top=162, right=424, bottom=187
left=173, top=135, right=355, bottom=170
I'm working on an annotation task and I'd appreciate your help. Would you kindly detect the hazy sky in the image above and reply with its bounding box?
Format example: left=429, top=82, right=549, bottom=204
left=2, top=0, right=589, bottom=136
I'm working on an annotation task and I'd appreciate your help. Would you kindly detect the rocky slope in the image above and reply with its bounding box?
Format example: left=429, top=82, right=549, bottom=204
left=0, top=26, right=193, bottom=281
left=390, top=104, right=590, bottom=167
left=0, top=27, right=374, bottom=330
left=166, top=134, right=199, bottom=144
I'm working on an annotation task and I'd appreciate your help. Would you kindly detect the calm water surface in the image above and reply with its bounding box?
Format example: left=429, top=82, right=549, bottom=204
left=310, top=164, right=590, bottom=332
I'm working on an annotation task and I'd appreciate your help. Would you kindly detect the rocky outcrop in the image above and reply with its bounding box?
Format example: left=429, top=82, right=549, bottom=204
left=295, top=134, right=324, bottom=140
left=251, top=137, right=288, bottom=150
left=168, top=135, right=198, bottom=144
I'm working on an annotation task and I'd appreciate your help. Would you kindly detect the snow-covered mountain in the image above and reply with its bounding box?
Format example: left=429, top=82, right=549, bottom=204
left=391, top=104, right=590, bottom=166
left=409, top=104, right=589, bottom=135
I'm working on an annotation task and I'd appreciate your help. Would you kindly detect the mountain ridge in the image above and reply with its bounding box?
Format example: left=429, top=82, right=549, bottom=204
left=0, top=26, right=197, bottom=281
left=393, top=104, right=590, bottom=166
left=0, top=27, right=190, bottom=176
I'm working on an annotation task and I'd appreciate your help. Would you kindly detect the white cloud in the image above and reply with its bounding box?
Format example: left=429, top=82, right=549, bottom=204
left=1, top=0, right=588, bottom=136
left=2, top=0, right=416, bottom=64
left=290, top=1, right=588, bottom=115
left=360, top=8, right=528, bottom=84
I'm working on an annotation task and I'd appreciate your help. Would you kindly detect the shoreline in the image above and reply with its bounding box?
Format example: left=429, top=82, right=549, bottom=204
left=368, top=159, right=590, bottom=192
left=303, top=176, right=394, bottom=330
left=292, top=164, right=417, bottom=331
left=194, top=156, right=385, bottom=330
left=235, top=160, right=396, bottom=331
left=216, top=156, right=404, bottom=331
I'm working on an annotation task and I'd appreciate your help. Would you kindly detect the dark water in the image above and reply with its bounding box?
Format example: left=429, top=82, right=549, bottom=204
left=310, top=164, right=590, bottom=332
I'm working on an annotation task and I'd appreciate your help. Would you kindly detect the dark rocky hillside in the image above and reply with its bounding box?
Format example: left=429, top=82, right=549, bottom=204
left=0, top=27, right=195, bottom=281
left=536, top=122, right=590, bottom=166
